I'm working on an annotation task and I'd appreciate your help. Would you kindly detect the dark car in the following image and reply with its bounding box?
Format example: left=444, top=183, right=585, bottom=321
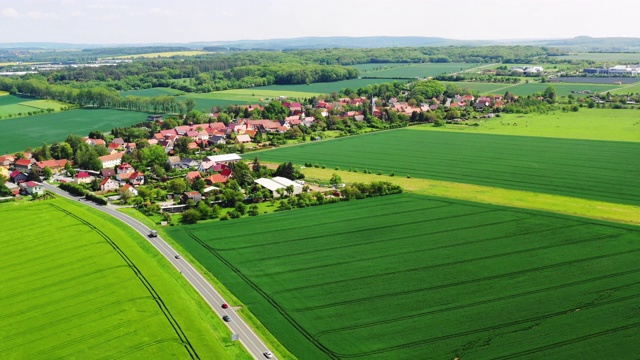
left=222, top=315, right=231, bottom=322
left=174, top=254, right=181, bottom=259
left=222, top=303, right=229, bottom=309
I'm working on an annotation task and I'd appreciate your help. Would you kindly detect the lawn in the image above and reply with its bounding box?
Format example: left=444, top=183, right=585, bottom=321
left=413, top=108, right=640, bottom=142
left=255, top=129, right=640, bottom=207
left=0, top=198, right=248, bottom=359
left=121, top=87, right=185, bottom=97
left=0, top=109, right=148, bottom=153
left=168, top=193, right=640, bottom=359
left=358, top=62, right=475, bottom=78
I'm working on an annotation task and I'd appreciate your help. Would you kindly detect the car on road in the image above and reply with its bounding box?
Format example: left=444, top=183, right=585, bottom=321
left=174, top=254, right=181, bottom=259
left=263, top=351, right=273, bottom=359
left=222, top=315, right=231, bottom=322
left=221, top=303, right=229, bottom=309
left=148, top=230, right=158, bottom=238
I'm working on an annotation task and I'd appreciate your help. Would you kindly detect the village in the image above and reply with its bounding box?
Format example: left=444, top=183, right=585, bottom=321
left=0, top=92, right=509, bottom=221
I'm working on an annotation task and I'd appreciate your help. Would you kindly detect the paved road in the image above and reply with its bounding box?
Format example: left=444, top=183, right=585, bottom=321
left=43, top=183, right=275, bottom=360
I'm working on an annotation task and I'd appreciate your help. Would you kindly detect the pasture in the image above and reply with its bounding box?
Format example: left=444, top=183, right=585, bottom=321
left=168, top=193, right=640, bottom=359
left=0, top=109, right=147, bottom=153
left=121, top=87, right=185, bottom=97
left=416, top=108, right=640, bottom=142
left=356, top=62, right=475, bottom=78
left=256, top=129, right=640, bottom=206
left=555, top=53, right=640, bottom=62
left=0, top=198, right=247, bottom=359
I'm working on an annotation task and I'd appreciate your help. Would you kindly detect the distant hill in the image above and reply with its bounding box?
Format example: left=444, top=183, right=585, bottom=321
left=1, top=36, right=639, bottom=52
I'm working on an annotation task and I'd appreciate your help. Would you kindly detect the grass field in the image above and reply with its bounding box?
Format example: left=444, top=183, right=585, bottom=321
left=441, top=81, right=516, bottom=95
left=258, top=78, right=403, bottom=94
left=349, top=63, right=408, bottom=72
left=168, top=193, right=640, bottom=359
left=256, top=129, right=640, bottom=206
left=414, top=108, right=640, bottom=142
left=0, top=198, right=248, bottom=359
left=357, top=63, right=475, bottom=78
left=0, top=109, right=147, bottom=153
left=612, top=81, right=640, bottom=94
left=506, top=82, right=620, bottom=96
left=0, top=90, right=10, bottom=96
left=121, top=87, right=185, bottom=97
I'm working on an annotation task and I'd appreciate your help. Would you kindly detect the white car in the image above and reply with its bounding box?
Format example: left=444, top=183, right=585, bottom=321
left=263, top=351, right=273, bottom=359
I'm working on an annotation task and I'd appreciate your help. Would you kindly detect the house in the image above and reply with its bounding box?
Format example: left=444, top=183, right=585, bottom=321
left=9, top=170, right=28, bottom=184
left=24, top=181, right=44, bottom=196
left=100, top=178, right=119, bottom=192
left=74, top=172, right=94, bottom=184
left=187, top=142, right=199, bottom=151
left=198, top=159, right=216, bottom=172
left=101, top=168, right=116, bottom=178
left=185, top=171, right=201, bottom=182
left=209, top=135, right=227, bottom=145
left=180, top=158, right=199, bottom=169
left=181, top=191, right=202, bottom=204
left=32, top=159, right=69, bottom=175
left=254, top=176, right=303, bottom=197
left=119, top=184, right=138, bottom=197
left=85, top=138, right=106, bottom=147
left=205, top=173, right=229, bottom=185
left=99, top=152, right=124, bottom=169
left=14, top=158, right=33, bottom=171
left=0, top=155, right=14, bottom=168
left=166, top=156, right=181, bottom=169
left=128, top=171, right=145, bottom=186
left=147, top=114, right=163, bottom=122
left=4, top=181, right=19, bottom=196
left=235, top=134, right=252, bottom=144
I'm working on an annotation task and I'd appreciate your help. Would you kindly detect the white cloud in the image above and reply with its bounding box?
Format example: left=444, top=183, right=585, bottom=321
left=1, top=8, right=20, bottom=19
left=27, top=11, right=59, bottom=20
left=70, top=11, right=85, bottom=17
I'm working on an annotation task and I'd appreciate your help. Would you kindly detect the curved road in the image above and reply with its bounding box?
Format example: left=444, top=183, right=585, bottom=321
left=43, top=183, right=276, bottom=360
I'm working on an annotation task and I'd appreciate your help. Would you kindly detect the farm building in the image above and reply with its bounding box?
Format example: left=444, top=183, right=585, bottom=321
left=204, top=153, right=242, bottom=165
left=254, top=176, right=303, bottom=197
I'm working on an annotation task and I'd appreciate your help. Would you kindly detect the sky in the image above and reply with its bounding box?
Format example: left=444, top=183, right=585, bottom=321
left=1, top=0, right=639, bottom=44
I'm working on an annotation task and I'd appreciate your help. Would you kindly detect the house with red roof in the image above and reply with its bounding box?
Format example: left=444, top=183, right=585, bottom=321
left=185, top=171, right=201, bottom=182
left=14, top=158, right=33, bottom=171
left=10, top=170, right=28, bottom=184
left=32, top=159, right=69, bottom=175
left=119, top=184, right=138, bottom=197
left=205, top=173, right=229, bottom=185
left=24, top=181, right=44, bottom=196
left=128, top=171, right=145, bottom=186
left=74, top=172, right=94, bottom=184
left=100, top=178, right=119, bottom=192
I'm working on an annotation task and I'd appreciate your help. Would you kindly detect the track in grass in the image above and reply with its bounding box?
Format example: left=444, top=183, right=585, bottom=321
left=256, top=129, right=640, bottom=207
left=168, top=194, right=640, bottom=359
left=0, top=200, right=199, bottom=359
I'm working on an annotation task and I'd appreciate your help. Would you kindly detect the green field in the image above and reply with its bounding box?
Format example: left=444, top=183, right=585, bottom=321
left=506, top=82, right=620, bottom=96
left=441, top=81, right=517, bottom=95
left=416, top=108, right=640, bottom=142
left=0, top=94, right=72, bottom=117
left=0, top=198, right=248, bottom=359
left=357, top=63, right=475, bottom=78
left=349, top=63, right=408, bottom=72
left=0, top=109, right=147, bottom=153
left=612, top=81, right=640, bottom=94
left=121, top=87, right=185, bottom=97
left=256, top=129, right=640, bottom=206
left=258, top=78, right=402, bottom=94
left=555, top=53, right=640, bottom=62
left=168, top=194, right=640, bottom=359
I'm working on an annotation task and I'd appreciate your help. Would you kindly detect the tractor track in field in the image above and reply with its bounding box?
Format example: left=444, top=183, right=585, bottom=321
left=49, top=203, right=200, bottom=360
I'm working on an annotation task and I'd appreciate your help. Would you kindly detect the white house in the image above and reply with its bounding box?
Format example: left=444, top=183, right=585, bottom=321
left=205, top=153, right=242, bottom=165
left=99, top=152, right=124, bottom=169
left=100, top=178, right=119, bottom=192
left=24, top=181, right=44, bottom=196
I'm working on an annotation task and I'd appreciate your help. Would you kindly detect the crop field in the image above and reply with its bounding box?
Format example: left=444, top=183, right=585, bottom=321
left=0, top=198, right=244, bottom=359
left=417, top=108, right=640, bottom=143
left=177, top=95, right=252, bottom=112
left=168, top=193, right=640, bottom=359
left=501, top=82, right=620, bottom=96
left=555, top=53, right=640, bottom=62
left=0, top=94, right=71, bottom=117
left=613, top=81, right=640, bottom=94
left=258, top=78, right=403, bottom=94
left=550, top=76, right=640, bottom=85
left=256, top=129, right=640, bottom=206
left=440, top=81, right=516, bottom=95
left=357, top=63, right=475, bottom=78
left=349, top=63, right=408, bottom=72
left=0, top=109, right=147, bottom=153
left=121, top=87, right=184, bottom=97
